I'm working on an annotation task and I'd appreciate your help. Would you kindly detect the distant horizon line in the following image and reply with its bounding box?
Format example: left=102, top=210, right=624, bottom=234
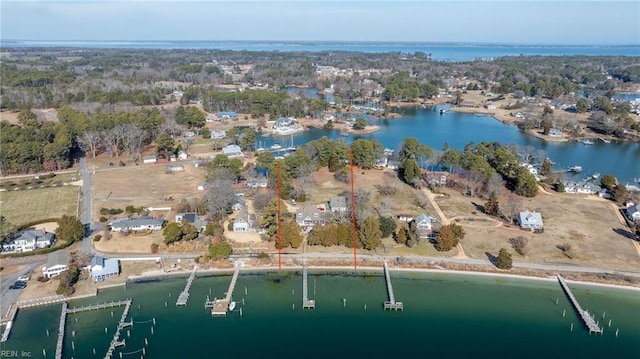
left=2, top=39, right=639, bottom=47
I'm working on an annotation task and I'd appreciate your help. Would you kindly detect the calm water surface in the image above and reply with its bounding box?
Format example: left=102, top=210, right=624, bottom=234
left=5, top=272, right=640, bottom=359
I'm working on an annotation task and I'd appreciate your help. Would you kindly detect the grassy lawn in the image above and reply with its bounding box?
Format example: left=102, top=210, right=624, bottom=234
left=0, top=185, right=80, bottom=226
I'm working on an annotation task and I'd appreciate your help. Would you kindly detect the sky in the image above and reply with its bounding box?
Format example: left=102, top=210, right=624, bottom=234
left=1, top=1, right=639, bottom=45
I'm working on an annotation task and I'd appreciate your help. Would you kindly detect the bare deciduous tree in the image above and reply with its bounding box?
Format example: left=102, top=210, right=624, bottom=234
left=79, top=130, right=103, bottom=158
left=122, top=124, right=146, bottom=161
left=503, top=195, right=521, bottom=224
left=206, top=168, right=237, bottom=217
left=509, top=236, right=529, bottom=255
left=485, top=173, right=506, bottom=197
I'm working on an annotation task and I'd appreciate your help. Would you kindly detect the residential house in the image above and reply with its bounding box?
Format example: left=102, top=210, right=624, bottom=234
left=197, top=182, right=207, bottom=191
left=211, top=129, right=227, bottom=139
left=88, top=256, right=120, bottom=282
left=167, top=164, right=185, bottom=172
left=329, top=196, right=348, bottom=213
left=175, top=213, right=207, bottom=231
left=1, top=229, right=55, bottom=253
left=625, top=204, right=640, bottom=222
left=142, top=156, right=157, bottom=164
left=548, top=128, right=563, bottom=137
left=415, top=214, right=434, bottom=237
left=222, top=144, right=243, bottom=158
left=517, top=211, right=544, bottom=231
left=177, top=150, right=189, bottom=160
left=296, top=205, right=327, bottom=229
left=42, top=250, right=71, bottom=278
left=245, top=177, right=268, bottom=188
left=563, top=180, right=601, bottom=195
left=397, top=214, right=414, bottom=222
left=109, top=217, right=165, bottom=232
left=217, top=111, right=238, bottom=119
left=233, top=209, right=255, bottom=232
left=232, top=198, right=246, bottom=212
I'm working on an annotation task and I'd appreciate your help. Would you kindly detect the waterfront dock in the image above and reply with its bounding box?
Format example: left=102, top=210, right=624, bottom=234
left=104, top=299, right=133, bottom=359
left=557, top=275, right=602, bottom=334
left=383, top=262, right=403, bottom=311
left=302, top=264, right=315, bottom=309
left=54, top=302, right=68, bottom=359
left=67, top=299, right=131, bottom=314
left=212, top=265, right=240, bottom=316
left=176, top=266, right=197, bottom=306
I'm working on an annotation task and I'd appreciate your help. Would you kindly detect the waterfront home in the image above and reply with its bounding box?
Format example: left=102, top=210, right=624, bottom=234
left=548, top=128, right=563, bottom=137
left=296, top=205, right=327, bottom=229
left=2, top=229, right=55, bottom=253
left=42, top=250, right=71, bottom=278
left=517, top=211, right=544, bottom=231
left=109, top=217, right=165, bottom=232
left=233, top=209, right=255, bottom=232
left=143, top=155, right=157, bottom=164
left=88, top=256, right=120, bottom=282
left=625, top=203, right=640, bottom=222
left=562, top=180, right=602, bottom=195
left=222, top=144, right=244, bottom=158
left=211, top=129, right=227, bottom=139
left=245, top=177, right=268, bottom=188
left=329, top=196, right=348, bottom=213
left=197, top=182, right=207, bottom=191
left=167, top=164, right=185, bottom=172
left=415, top=214, right=435, bottom=238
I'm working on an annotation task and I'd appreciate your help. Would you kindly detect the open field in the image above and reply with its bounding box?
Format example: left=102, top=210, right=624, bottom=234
left=89, top=160, right=207, bottom=220
left=434, top=187, right=640, bottom=271
left=0, top=185, right=80, bottom=226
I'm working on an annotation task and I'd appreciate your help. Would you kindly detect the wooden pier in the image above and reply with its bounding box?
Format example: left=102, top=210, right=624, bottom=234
left=104, top=299, right=133, bottom=359
left=302, top=264, right=315, bottom=309
left=54, top=302, right=68, bottom=359
left=176, top=266, right=197, bottom=306
left=212, top=265, right=240, bottom=316
left=383, top=262, right=403, bottom=311
left=67, top=299, right=132, bottom=314
left=557, top=275, right=602, bottom=334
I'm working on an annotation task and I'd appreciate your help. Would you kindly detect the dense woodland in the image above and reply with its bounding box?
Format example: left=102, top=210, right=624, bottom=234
left=1, top=48, right=639, bottom=176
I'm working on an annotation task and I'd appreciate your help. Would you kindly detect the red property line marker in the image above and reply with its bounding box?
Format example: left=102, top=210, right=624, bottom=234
left=277, top=162, right=282, bottom=270
left=349, top=148, right=357, bottom=270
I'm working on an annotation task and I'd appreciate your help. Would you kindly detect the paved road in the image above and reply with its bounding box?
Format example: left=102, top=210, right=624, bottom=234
left=79, top=157, right=97, bottom=255
left=0, top=262, right=45, bottom=316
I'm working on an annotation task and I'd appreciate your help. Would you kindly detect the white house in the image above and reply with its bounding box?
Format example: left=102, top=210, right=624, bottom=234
left=177, top=150, right=189, bottom=160
left=222, top=144, right=244, bottom=158
left=1, top=229, right=54, bottom=253
left=42, top=250, right=71, bottom=278
left=88, top=256, right=120, bottom=282
left=397, top=214, right=414, bottom=222
left=167, top=164, right=185, bottom=172
left=517, top=211, right=544, bottom=231
left=211, top=129, right=227, bottom=139
left=415, top=214, right=434, bottom=231
left=625, top=204, right=640, bottom=222
left=245, top=177, right=268, bottom=188
left=197, top=182, right=207, bottom=191
left=109, top=217, right=165, bottom=232
left=143, top=156, right=157, bottom=164
left=233, top=210, right=254, bottom=232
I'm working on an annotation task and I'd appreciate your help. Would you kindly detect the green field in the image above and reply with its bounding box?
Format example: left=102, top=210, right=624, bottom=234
left=0, top=185, right=80, bottom=226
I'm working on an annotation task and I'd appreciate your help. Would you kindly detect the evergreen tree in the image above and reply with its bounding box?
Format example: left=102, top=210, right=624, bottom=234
left=357, top=216, right=382, bottom=250
left=484, top=192, right=500, bottom=216
left=496, top=248, right=513, bottom=269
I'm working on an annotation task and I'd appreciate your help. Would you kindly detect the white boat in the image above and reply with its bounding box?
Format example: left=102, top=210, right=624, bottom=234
left=581, top=139, right=595, bottom=145
left=270, top=144, right=282, bottom=150
left=439, top=109, right=447, bottom=114
left=228, top=301, right=236, bottom=311
left=568, top=166, right=583, bottom=173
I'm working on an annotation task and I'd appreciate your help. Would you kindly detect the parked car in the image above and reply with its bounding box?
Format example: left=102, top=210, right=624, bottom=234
left=9, top=282, right=26, bottom=290
left=17, top=275, right=30, bottom=282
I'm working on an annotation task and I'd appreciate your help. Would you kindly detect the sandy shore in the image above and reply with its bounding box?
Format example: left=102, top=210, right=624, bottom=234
left=124, top=262, right=640, bottom=292
left=348, top=125, right=381, bottom=134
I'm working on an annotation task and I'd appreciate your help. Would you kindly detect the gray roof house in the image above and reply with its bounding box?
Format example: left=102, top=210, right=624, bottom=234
left=109, top=217, right=165, bottom=232
left=2, top=229, right=54, bottom=253
left=415, top=214, right=435, bottom=238
left=246, top=177, right=268, bottom=188
left=296, top=205, right=327, bottom=228
left=88, top=256, right=120, bottom=282
left=42, top=250, right=71, bottom=278
left=222, top=144, right=243, bottom=158
left=517, top=211, right=544, bottom=231
left=626, top=204, right=640, bottom=222
left=329, top=196, right=348, bottom=212
left=233, top=210, right=255, bottom=232
left=175, top=213, right=207, bottom=231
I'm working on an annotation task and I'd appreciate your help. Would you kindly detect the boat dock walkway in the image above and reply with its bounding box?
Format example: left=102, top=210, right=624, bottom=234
left=67, top=299, right=131, bottom=314
left=212, top=265, right=240, bottom=316
left=54, top=302, right=68, bottom=359
left=383, top=262, right=403, bottom=311
left=176, top=266, right=198, bottom=306
left=104, top=299, right=133, bottom=359
left=302, top=264, right=315, bottom=309
left=557, top=275, right=602, bottom=334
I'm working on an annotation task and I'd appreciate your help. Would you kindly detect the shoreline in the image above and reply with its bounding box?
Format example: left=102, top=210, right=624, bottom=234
left=123, top=263, right=640, bottom=293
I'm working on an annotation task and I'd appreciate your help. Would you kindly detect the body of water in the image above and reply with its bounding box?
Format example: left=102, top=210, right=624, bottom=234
left=259, top=104, right=640, bottom=183
left=5, top=271, right=640, bottom=358
left=2, top=41, right=639, bottom=61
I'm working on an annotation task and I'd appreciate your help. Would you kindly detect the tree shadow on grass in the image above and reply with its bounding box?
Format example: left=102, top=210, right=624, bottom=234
left=485, top=251, right=498, bottom=267
left=471, top=201, right=485, bottom=213
left=613, top=227, right=636, bottom=240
